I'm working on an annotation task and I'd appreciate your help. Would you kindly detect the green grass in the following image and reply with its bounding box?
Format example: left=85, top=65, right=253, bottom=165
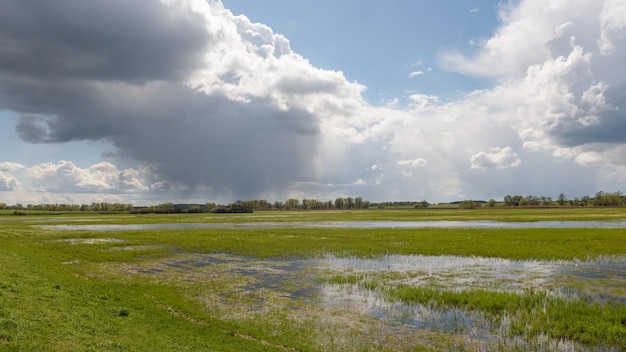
left=60, top=226, right=621, bottom=261
left=0, top=237, right=283, bottom=351
left=0, top=208, right=625, bottom=351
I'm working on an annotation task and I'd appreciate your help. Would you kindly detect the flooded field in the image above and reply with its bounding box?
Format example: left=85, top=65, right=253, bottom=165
left=8, top=209, right=626, bottom=352
left=39, top=219, right=626, bottom=231
left=89, top=245, right=625, bottom=351
left=7, top=209, right=623, bottom=351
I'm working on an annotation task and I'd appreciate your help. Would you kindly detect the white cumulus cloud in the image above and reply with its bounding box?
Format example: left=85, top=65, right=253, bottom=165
left=398, top=159, right=428, bottom=168
left=471, top=147, right=522, bottom=170
left=0, top=172, right=21, bottom=191
left=23, top=161, right=151, bottom=193
left=0, top=162, right=25, bottom=173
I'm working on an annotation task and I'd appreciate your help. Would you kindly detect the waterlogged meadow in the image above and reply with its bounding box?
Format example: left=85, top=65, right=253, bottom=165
left=1, top=208, right=625, bottom=351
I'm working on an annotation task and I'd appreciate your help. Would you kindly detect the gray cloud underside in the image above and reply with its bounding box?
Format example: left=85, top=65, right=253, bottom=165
left=0, top=0, right=209, bottom=82
left=552, top=86, right=626, bottom=147
left=13, top=82, right=319, bottom=194
left=0, top=0, right=320, bottom=199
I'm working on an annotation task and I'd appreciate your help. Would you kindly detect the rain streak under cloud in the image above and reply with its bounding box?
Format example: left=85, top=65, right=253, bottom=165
left=0, top=0, right=625, bottom=204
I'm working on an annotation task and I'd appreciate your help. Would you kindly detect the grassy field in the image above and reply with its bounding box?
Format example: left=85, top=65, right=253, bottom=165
left=1, top=208, right=625, bottom=351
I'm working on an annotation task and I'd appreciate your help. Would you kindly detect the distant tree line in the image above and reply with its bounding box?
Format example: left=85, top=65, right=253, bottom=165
left=373, top=200, right=430, bottom=209
left=0, top=202, right=134, bottom=212
left=498, top=191, right=625, bottom=207
left=1, top=191, right=625, bottom=214
left=0, top=197, right=375, bottom=214
left=276, top=197, right=371, bottom=210
left=128, top=197, right=374, bottom=214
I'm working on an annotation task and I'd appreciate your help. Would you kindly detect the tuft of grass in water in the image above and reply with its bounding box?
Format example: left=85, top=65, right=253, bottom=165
left=386, top=284, right=626, bottom=350
left=320, top=271, right=626, bottom=350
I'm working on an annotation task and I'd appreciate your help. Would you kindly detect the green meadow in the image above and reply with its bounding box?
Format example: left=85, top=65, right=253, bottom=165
left=1, top=208, right=625, bottom=351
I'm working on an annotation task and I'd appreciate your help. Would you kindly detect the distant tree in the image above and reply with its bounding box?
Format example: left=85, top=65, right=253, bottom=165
left=460, top=200, right=477, bottom=209
left=414, top=200, right=429, bottom=208
left=253, top=199, right=272, bottom=211
left=211, top=201, right=253, bottom=213
left=156, top=202, right=176, bottom=213
left=307, top=199, right=327, bottom=210
left=593, top=191, right=623, bottom=206
left=354, top=197, right=363, bottom=209
left=522, top=195, right=539, bottom=206
left=346, top=197, right=354, bottom=209
left=216, top=201, right=250, bottom=213
left=539, top=196, right=552, bottom=206
left=557, top=193, right=567, bottom=206
left=504, top=195, right=522, bottom=206
left=334, top=198, right=344, bottom=209
left=273, top=201, right=284, bottom=210
left=284, top=198, right=299, bottom=210
left=487, top=199, right=497, bottom=207
left=230, top=200, right=254, bottom=213
left=580, top=196, right=591, bottom=206
left=187, top=205, right=204, bottom=213
left=0, top=203, right=6, bottom=210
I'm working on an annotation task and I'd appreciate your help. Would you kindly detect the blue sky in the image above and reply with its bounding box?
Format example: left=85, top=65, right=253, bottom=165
left=0, top=0, right=625, bottom=205
left=223, top=0, right=499, bottom=101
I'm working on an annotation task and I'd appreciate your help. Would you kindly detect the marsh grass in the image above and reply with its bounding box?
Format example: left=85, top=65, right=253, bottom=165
left=319, top=276, right=626, bottom=349
left=318, top=255, right=626, bottom=351
left=393, top=285, right=626, bottom=349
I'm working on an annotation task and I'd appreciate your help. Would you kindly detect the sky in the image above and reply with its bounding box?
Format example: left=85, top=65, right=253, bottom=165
left=1, top=0, right=625, bottom=206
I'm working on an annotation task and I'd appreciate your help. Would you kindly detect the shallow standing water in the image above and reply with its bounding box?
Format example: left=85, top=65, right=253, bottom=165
left=105, top=251, right=625, bottom=350
left=45, top=219, right=626, bottom=350
left=39, top=219, right=626, bottom=231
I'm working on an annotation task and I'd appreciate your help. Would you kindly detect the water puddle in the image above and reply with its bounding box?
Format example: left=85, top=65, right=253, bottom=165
left=121, top=253, right=318, bottom=301
left=318, top=254, right=626, bottom=302
left=58, top=238, right=123, bottom=245
left=92, top=250, right=624, bottom=351
left=39, top=219, right=626, bottom=231
left=315, top=255, right=625, bottom=350
left=319, top=283, right=493, bottom=338
left=3, top=217, right=113, bottom=223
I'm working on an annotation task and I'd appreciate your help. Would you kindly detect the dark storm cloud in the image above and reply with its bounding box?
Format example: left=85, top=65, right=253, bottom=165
left=110, top=89, right=319, bottom=197
left=0, top=0, right=209, bottom=82
left=15, top=83, right=320, bottom=198
left=15, top=115, right=49, bottom=143
left=0, top=0, right=322, bottom=199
